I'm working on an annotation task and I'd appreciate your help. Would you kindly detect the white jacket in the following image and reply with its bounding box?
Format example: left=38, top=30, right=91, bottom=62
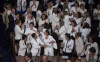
left=63, top=39, right=74, bottom=53
left=30, top=38, right=44, bottom=56
left=63, top=15, right=73, bottom=33
left=18, top=40, right=31, bottom=56
left=15, top=25, right=24, bottom=40
left=17, top=0, right=26, bottom=11
left=29, top=1, right=39, bottom=11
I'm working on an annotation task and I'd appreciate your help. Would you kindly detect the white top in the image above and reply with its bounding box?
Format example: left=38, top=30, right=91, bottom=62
left=36, top=10, right=42, bottom=22
left=85, top=17, right=91, bottom=27
left=43, top=35, right=57, bottom=49
left=17, top=0, right=26, bottom=11
left=29, top=1, right=39, bottom=11
left=25, top=27, right=37, bottom=41
left=85, top=42, right=98, bottom=55
left=78, top=1, right=85, bottom=6
left=93, top=9, right=100, bottom=21
left=38, top=19, right=48, bottom=27
left=58, top=26, right=66, bottom=40
left=75, top=37, right=84, bottom=56
left=80, top=28, right=91, bottom=42
left=79, top=9, right=87, bottom=16
left=67, top=25, right=79, bottom=37
left=63, top=39, right=74, bottom=53
left=18, top=40, right=31, bottom=56
left=15, top=25, right=24, bottom=40
left=71, top=6, right=80, bottom=14
left=24, top=16, right=36, bottom=29
left=63, top=15, right=73, bottom=32
left=74, top=17, right=83, bottom=27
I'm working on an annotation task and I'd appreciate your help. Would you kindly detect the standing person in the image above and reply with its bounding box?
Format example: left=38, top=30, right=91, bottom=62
left=8, top=8, right=16, bottom=32
left=14, top=20, right=25, bottom=55
left=30, top=33, right=47, bottom=56
left=85, top=36, right=98, bottom=62
left=17, top=0, right=27, bottom=14
left=25, top=53, right=34, bottom=62
left=18, top=35, right=31, bottom=56
left=25, top=22, right=38, bottom=41
left=61, top=33, right=74, bottom=59
left=29, top=0, right=39, bottom=18
left=43, top=30, right=57, bottom=56
left=75, top=33, right=84, bottom=58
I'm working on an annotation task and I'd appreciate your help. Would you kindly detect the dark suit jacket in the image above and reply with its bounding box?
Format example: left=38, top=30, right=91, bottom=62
left=8, top=14, right=16, bottom=32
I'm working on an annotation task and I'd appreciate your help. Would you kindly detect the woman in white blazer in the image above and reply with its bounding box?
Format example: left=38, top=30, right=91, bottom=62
left=61, top=33, right=74, bottom=58
left=17, top=0, right=26, bottom=14
left=18, top=35, right=31, bottom=56
left=63, top=11, right=73, bottom=33
left=71, top=2, right=80, bottom=15
left=43, top=30, right=57, bottom=56
left=67, top=20, right=79, bottom=37
left=24, top=12, right=36, bottom=29
left=38, top=14, right=48, bottom=27
left=51, top=8, right=60, bottom=31
left=85, top=36, right=98, bottom=62
left=84, top=12, right=91, bottom=27
left=14, top=20, right=25, bottom=54
left=74, top=12, right=83, bottom=28
left=79, top=4, right=87, bottom=16
left=30, top=33, right=47, bottom=56
left=25, top=22, right=38, bottom=41
left=47, top=2, right=58, bottom=23
left=29, top=0, right=39, bottom=12
left=80, top=22, right=91, bottom=43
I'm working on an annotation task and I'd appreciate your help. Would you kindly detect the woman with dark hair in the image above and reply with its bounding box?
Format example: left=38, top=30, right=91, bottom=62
left=61, top=33, right=74, bottom=59
left=14, top=20, right=25, bottom=55
left=24, top=12, right=36, bottom=29
left=30, top=33, right=47, bottom=56
left=43, top=29, right=57, bottom=56
left=18, top=34, right=31, bottom=56
left=67, top=20, right=79, bottom=37
left=74, top=12, right=83, bottom=28
left=84, top=35, right=98, bottom=62
left=38, top=14, right=48, bottom=27
left=80, top=22, right=91, bottom=43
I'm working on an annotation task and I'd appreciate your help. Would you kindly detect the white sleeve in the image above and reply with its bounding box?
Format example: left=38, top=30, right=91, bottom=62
left=19, top=40, right=27, bottom=49
left=15, top=26, right=24, bottom=34
left=68, top=40, right=74, bottom=50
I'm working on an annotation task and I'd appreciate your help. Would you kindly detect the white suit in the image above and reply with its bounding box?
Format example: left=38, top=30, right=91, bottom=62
left=29, top=1, right=39, bottom=11
left=63, top=15, right=73, bottom=33
left=43, top=35, right=57, bottom=56
left=25, top=27, right=37, bottom=41
left=30, top=38, right=44, bottom=56
left=63, top=39, right=74, bottom=53
left=18, top=40, right=31, bottom=56
left=15, top=25, right=24, bottom=40
left=17, top=0, right=26, bottom=11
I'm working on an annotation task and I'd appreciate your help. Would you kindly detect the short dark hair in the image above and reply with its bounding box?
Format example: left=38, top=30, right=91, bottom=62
left=45, top=30, right=50, bottom=35
left=25, top=53, right=32, bottom=59
left=89, top=47, right=96, bottom=53
left=65, top=33, right=71, bottom=39
left=32, top=33, right=35, bottom=38
left=22, top=34, right=27, bottom=40
left=30, top=22, right=34, bottom=26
